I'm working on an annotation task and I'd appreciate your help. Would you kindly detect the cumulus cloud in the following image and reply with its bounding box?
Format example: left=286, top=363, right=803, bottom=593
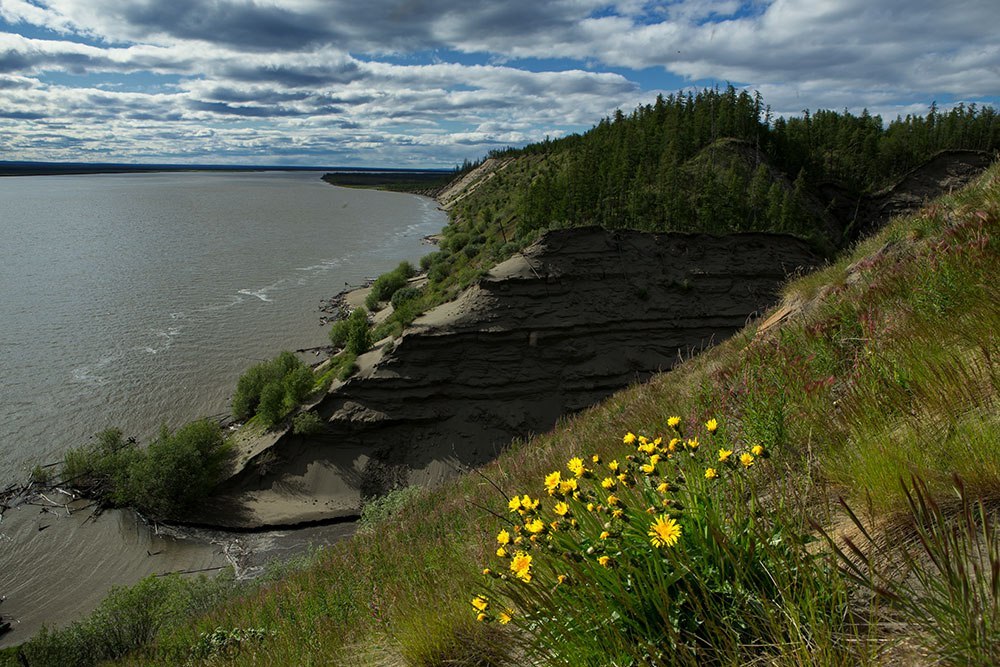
left=0, top=0, right=997, bottom=164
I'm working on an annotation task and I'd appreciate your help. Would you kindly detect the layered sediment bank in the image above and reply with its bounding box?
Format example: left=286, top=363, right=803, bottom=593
left=197, top=227, right=820, bottom=528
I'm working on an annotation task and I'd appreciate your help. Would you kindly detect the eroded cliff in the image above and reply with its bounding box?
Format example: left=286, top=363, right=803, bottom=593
left=199, top=228, right=819, bottom=528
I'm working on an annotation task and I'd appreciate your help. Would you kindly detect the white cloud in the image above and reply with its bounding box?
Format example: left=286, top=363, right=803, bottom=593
left=0, top=0, right=997, bottom=164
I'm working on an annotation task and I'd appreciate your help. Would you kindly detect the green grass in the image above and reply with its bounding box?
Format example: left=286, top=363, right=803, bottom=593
left=10, top=162, right=998, bottom=666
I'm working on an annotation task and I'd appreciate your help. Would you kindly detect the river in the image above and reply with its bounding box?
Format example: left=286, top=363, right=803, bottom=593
left=0, top=171, right=446, bottom=646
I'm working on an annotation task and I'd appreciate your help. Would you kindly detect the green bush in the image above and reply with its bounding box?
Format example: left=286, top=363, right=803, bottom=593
left=364, top=261, right=416, bottom=310
left=358, top=485, right=425, bottom=533
left=390, top=286, right=422, bottom=310
left=19, top=572, right=238, bottom=667
left=344, top=307, right=372, bottom=356
left=330, top=308, right=372, bottom=356
left=231, top=351, right=315, bottom=426
left=62, top=421, right=231, bottom=517
left=291, top=411, right=324, bottom=435
left=62, top=428, right=137, bottom=500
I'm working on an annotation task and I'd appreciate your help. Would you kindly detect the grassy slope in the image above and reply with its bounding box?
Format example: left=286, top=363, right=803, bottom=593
left=97, top=161, right=998, bottom=665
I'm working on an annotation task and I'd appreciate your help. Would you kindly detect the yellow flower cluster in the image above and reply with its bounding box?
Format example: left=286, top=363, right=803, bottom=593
left=476, top=415, right=770, bottom=624
left=470, top=594, right=512, bottom=624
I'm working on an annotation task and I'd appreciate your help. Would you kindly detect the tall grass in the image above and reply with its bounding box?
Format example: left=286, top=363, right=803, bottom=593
left=821, top=476, right=1000, bottom=665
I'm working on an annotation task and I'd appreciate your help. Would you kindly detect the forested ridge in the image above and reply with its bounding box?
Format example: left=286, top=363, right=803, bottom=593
left=355, top=87, right=999, bottom=342
left=446, top=87, right=998, bottom=246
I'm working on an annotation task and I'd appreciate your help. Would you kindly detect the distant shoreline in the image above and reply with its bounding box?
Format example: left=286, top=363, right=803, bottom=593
left=0, top=162, right=452, bottom=178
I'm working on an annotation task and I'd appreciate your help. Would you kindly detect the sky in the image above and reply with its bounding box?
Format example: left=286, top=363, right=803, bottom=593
left=1, top=0, right=998, bottom=167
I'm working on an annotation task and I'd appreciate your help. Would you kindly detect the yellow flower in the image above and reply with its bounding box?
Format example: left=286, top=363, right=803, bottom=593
left=497, top=529, right=510, bottom=545
left=477, top=612, right=487, bottom=622
left=520, top=495, right=539, bottom=512
left=740, top=453, right=754, bottom=468
left=617, top=473, right=628, bottom=484
left=472, top=596, right=488, bottom=611
left=507, top=496, right=522, bottom=513
left=653, top=437, right=662, bottom=447
left=705, top=418, right=718, bottom=433
left=687, top=437, right=700, bottom=450
left=608, top=459, right=620, bottom=472
left=598, top=555, right=612, bottom=567
left=544, top=470, right=562, bottom=494
left=638, top=442, right=656, bottom=455
left=668, top=416, right=681, bottom=428
left=510, top=551, right=532, bottom=582
left=557, top=574, right=568, bottom=585
left=559, top=478, right=578, bottom=495
left=599, top=530, right=610, bottom=540
left=649, top=514, right=682, bottom=548
left=554, top=501, right=570, bottom=516
left=513, top=536, right=523, bottom=545
left=717, top=448, right=733, bottom=463
left=612, top=508, right=624, bottom=519
left=591, top=454, right=601, bottom=464
left=623, top=432, right=637, bottom=445
left=601, top=477, right=617, bottom=490
left=498, top=610, right=512, bottom=625
left=751, top=445, right=765, bottom=457
left=549, top=521, right=560, bottom=532
left=496, top=546, right=507, bottom=558
left=657, top=482, right=670, bottom=494
left=648, top=454, right=660, bottom=465
left=525, top=518, right=545, bottom=534
left=705, top=468, right=718, bottom=480
left=567, top=457, right=585, bottom=477
left=607, top=494, right=620, bottom=506
left=668, top=438, right=680, bottom=452
left=482, top=568, right=492, bottom=576
left=640, top=463, right=656, bottom=475
left=586, top=502, right=596, bottom=512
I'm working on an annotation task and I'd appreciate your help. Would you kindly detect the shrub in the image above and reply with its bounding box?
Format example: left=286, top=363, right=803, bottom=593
left=62, top=420, right=231, bottom=518
left=231, top=351, right=315, bottom=426
left=390, top=286, right=422, bottom=310
left=365, top=261, right=416, bottom=310
left=342, top=307, right=372, bottom=355
left=61, top=428, right=138, bottom=500
left=30, top=464, right=54, bottom=485
left=291, top=411, right=324, bottom=435
left=19, top=572, right=238, bottom=667
left=358, top=485, right=425, bottom=533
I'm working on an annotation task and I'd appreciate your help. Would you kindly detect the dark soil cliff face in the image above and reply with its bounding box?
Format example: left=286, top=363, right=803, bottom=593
left=202, top=229, right=819, bottom=528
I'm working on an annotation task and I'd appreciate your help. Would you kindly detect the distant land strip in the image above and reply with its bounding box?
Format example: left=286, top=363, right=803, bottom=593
left=0, top=161, right=452, bottom=178
left=320, top=169, right=456, bottom=194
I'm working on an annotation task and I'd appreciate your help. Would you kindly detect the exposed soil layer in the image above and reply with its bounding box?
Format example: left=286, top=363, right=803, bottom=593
left=199, top=228, right=820, bottom=528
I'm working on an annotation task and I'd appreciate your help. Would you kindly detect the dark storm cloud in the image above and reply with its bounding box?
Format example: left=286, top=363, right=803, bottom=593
left=220, top=61, right=362, bottom=86
left=187, top=99, right=306, bottom=117
left=118, top=0, right=334, bottom=50
left=0, top=75, right=35, bottom=89
left=0, top=49, right=33, bottom=72
left=202, top=85, right=312, bottom=104
left=0, top=109, right=46, bottom=119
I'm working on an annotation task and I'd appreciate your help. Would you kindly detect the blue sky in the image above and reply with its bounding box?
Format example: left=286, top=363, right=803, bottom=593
left=1, top=0, right=997, bottom=167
